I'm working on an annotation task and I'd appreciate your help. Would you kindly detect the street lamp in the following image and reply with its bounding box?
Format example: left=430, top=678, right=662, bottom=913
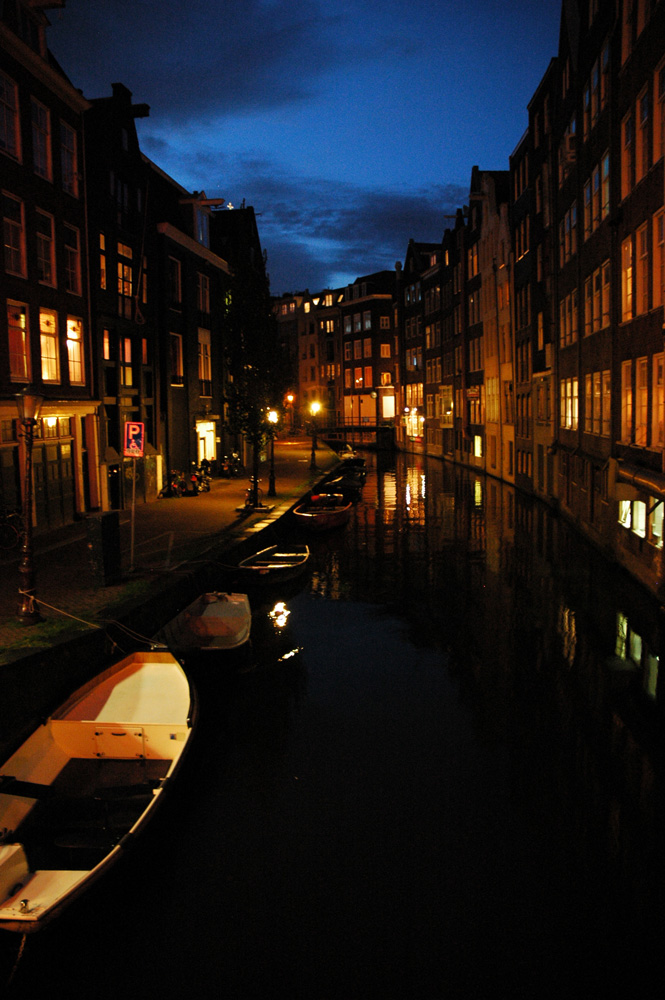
left=309, top=400, right=321, bottom=471
left=286, top=393, right=295, bottom=432
left=267, top=409, right=278, bottom=496
left=15, top=387, right=44, bottom=624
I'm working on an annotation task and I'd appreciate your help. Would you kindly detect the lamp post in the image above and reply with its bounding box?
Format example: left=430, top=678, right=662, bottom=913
left=309, top=400, right=321, bottom=471
left=267, top=409, right=278, bottom=496
left=15, top=388, right=44, bottom=624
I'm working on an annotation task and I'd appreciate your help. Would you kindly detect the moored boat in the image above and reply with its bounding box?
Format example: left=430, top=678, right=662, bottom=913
left=238, top=544, right=309, bottom=583
left=0, top=650, right=195, bottom=933
left=155, top=591, right=251, bottom=656
left=325, top=472, right=365, bottom=497
left=293, top=493, right=353, bottom=531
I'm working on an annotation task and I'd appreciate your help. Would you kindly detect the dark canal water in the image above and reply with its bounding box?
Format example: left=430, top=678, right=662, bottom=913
left=4, top=452, right=665, bottom=999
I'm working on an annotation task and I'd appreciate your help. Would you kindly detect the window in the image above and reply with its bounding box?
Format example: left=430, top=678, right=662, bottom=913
left=198, top=328, right=211, bottom=394
left=354, top=367, right=363, bottom=389
left=60, top=122, right=78, bottom=197
left=0, top=71, right=20, bottom=160
left=40, top=308, right=60, bottom=382
left=354, top=313, right=361, bottom=333
left=655, top=60, right=665, bottom=163
left=621, top=360, right=633, bottom=442
left=36, top=210, right=55, bottom=285
left=66, top=317, right=84, bottom=384
left=380, top=316, right=390, bottom=330
left=635, top=357, right=648, bottom=445
left=560, top=378, right=578, bottom=430
left=170, top=333, right=183, bottom=384
left=380, top=371, right=392, bottom=386
left=363, top=311, right=371, bottom=331
left=636, top=223, right=649, bottom=314
left=120, top=336, right=133, bottom=387
left=7, top=301, right=29, bottom=381
left=602, top=260, right=611, bottom=328
left=601, top=151, right=610, bottom=219
left=99, top=233, right=107, bottom=290
left=64, top=224, right=81, bottom=295
left=197, top=272, right=210, bottom=313
left=654, top=210, right=664, bottom=308
left=380, top=343, right=391, bottom=358
left=636, top=88, right=649, bottom=183
left=3, top=193, right=26, bottom=276
left=621, top=113, right=633, bottom=199
left=652, top=353, right=664, bottom=448
left=602, top=370, right=611, bottom=437
left=31, top=99, right=51, bottom=180
left=353, top=340, right=362, bottom=360
left=103, top=327, right=111, bottom=361
left=118, top=242, right=133, bottom=317
left=363, top=337, right=372, bottom=358
left=621, top=237, right=633, bottom=321
left=168, top=257, right=182, bottom=305
left=364, top=365, right=373, bottom=388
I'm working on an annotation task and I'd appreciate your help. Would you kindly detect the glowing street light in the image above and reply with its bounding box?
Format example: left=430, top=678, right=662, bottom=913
left=267, top=409, right=278, bottom=496
left=309, top=400, right=321, bottom=470
left=15, top=387, right=44, bottom=624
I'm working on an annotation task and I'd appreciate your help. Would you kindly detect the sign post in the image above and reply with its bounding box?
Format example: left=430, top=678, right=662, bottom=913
left=123, top=422, right=145, bottom=573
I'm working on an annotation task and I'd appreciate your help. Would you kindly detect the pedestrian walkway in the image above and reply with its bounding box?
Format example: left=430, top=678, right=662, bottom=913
left=0, top=436, right=341, bottom=665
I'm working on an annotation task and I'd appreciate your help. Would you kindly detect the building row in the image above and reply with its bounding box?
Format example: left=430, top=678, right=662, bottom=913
left=274, top=0, right=665, bottom=599
left=1, top=0, right=266, bottom=532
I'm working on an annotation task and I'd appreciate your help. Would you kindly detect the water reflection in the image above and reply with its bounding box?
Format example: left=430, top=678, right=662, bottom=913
left=307, top=453, right=664, bottom=983
left=6, top=452, right=664, bottom=998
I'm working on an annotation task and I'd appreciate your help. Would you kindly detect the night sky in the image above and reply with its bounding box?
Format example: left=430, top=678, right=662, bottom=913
left=47, top=0, right=562, bottom=294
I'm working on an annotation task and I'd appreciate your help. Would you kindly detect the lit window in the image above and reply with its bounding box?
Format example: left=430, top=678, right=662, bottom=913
left=121, top=337, right=132, bottom=387
left=40, top=308, right=60, bottom=382
left=66, top=316, right=84, bottom=384
left=7, top=301, right=30, bottom=382
left=621, top=236, right=633, bottom=321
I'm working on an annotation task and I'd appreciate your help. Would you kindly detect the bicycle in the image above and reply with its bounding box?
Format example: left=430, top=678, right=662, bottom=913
left=244, top=477, right=264, bottom=508
left=0, top=509, right=23, bottom=551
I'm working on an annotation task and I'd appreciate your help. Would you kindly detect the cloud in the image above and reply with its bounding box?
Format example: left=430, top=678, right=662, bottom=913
left=50, top=0, right=356, bottom=120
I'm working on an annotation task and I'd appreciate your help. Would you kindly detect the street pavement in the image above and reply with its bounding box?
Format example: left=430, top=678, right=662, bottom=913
left=0, top=436, right=341, bottom=665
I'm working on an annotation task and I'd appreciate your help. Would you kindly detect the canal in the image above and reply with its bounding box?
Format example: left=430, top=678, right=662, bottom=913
left=4, top=452, right=664, bottom=998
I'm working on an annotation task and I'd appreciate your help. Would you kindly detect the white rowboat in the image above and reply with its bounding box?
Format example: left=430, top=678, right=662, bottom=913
left=0, top=651, right=195, bottom=933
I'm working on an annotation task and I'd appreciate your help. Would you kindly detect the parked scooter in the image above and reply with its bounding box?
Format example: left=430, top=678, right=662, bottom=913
left=158, top=469, right=187, bottom=498
left=190, top=463, right=211, bottom=493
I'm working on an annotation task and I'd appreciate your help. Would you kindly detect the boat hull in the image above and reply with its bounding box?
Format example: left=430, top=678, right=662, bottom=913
left=238, top=544, right=310, bottom=583
left=293, top=494, right=353, bottom=531
left=156, top=592, right=251, bottom=655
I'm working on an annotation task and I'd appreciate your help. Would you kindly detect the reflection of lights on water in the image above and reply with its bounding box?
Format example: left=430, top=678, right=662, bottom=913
left=474, top=480, right=483, bottom=507
left=421, top=474, right=426, bottom=499
left=278, top=647, right=302, bottom=662
left=405, top=484, right=412, bottom=507
left=269, top=601, right=290, bottom=628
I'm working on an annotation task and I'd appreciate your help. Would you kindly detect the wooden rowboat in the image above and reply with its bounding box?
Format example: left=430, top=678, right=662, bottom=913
left=238, top=544, right=310, bottom=583
left=155, top=591, right=251, bottom=655
left=0, top=651, right=195, bottom=933
left=293, top=493, right=353, bottom=531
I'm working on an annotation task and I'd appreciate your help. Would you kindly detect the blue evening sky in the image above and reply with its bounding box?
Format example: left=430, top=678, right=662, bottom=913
left=47, top=0, right=562, bottom=294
